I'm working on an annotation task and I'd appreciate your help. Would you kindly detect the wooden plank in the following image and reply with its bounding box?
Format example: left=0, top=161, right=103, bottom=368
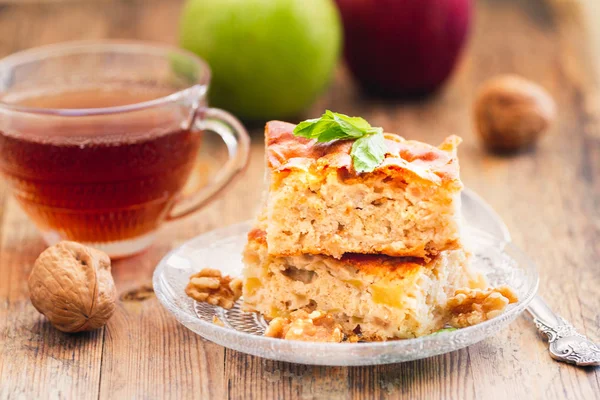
left=460, top=2, right=573, bottom=399
left=0, top=3, right=109, bottom=399
left=95, top=140, right=265, bottom=399
left=0, top=1, right=226, bottom=399
left=462, top=1, right=600, bottom=400
left=0, top=198, right=104, bottom=400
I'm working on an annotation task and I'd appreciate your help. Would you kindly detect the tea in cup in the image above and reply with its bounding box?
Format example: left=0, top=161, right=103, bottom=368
left=0, top=41, right=249, bottom=257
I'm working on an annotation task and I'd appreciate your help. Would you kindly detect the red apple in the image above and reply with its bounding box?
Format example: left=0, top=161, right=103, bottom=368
left=335, top=0, right=472, bottom=97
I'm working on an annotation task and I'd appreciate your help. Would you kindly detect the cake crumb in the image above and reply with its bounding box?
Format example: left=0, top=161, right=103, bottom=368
left=346, top=334, right=361, bottom=343
left=264, top=310, right=343, bottom=343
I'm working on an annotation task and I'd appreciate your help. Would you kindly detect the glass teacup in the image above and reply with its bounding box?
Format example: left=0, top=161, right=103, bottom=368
left=0, top=41, right=250, bottom=257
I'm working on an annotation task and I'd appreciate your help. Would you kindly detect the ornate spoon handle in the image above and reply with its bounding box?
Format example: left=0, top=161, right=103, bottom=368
left=527, top=296, right=600, bottom=366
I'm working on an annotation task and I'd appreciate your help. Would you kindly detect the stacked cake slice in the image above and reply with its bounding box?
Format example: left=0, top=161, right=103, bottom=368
left=241, top=121, right=509, bottom=341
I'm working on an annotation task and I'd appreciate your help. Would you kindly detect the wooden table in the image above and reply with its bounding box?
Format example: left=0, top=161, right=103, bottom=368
left=0, top=0, right=599, bottom=399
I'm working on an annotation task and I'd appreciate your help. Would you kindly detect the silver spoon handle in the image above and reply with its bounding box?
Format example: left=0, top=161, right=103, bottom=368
left=527, top=296, right=600, bottom=366
left=527, top=296, right=561, bottom=327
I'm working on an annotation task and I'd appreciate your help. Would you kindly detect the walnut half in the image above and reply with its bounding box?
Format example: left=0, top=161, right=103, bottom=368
left=185, top=268, right=242, bottom=309
left=447, top=286, right=518, bottom=328
left=28, top=241, right=117, bottom=333
left=264, top=310, right=343, bottom=343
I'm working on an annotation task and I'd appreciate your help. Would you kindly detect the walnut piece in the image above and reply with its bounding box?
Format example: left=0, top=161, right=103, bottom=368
left=28, top=241, right=117, bottom=333
left=185, top=268, right=242, bottom=309
left=447, top=286, right=518, bottom=328
left=474, top=75, right=556, bottom=152
left=264, top=310, right=343, bottom=343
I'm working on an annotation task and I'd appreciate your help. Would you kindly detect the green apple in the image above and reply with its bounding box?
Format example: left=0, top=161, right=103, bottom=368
left=180, top=0, right=341, bottom=121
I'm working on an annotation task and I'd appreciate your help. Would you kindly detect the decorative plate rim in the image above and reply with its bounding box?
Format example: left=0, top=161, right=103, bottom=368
left=154, top=225, right=539, bottom=349
left=153, top=190, right=539, bottom=364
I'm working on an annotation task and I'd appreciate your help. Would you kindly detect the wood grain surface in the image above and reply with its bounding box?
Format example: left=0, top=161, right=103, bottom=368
left=0, top=0, right=599, bottom=399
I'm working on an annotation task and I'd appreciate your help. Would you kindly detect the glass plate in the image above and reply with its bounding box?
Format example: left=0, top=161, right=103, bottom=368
left=153, top=189, right=538, bottom=366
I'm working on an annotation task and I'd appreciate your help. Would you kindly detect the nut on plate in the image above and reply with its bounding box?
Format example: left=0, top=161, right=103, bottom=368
left=447, top=286, right=518, bottom=328
left=186, top=268, right=242, bottom=309
left=474, top=74, right=556, bottom=152
left=28, top=241, right=117, bottom=333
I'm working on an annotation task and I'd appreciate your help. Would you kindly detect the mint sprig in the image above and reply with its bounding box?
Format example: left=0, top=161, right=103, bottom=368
left=293, top=110, right=386, bottom=173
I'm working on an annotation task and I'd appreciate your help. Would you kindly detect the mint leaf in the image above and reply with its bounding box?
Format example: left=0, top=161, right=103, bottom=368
left=351, top=131, right=386, bottom=173
left=293, top=111, right=387, bottom=173
left=294, top=110, right=372, bottom=142
left=326, top=110, right=371, bottom=138
left=293, top=117, right=329, bottom=139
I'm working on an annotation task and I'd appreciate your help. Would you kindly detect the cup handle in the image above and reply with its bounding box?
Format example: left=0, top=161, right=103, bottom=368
left=166, top=107, right=250, bottom=221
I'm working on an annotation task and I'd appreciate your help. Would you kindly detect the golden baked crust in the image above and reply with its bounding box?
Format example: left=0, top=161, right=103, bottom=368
left=265, top=121, right=462, bottom=185
left=249, top=228, right=425, bottom=279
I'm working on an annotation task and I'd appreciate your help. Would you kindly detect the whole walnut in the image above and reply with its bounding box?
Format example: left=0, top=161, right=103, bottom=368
left=474, top=75, right=556, bottom=152
left=28, top=241, right=117, bottom=333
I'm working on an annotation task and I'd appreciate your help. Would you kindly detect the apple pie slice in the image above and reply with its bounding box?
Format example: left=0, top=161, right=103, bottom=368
left=264, top=121, right=463, bottom=260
